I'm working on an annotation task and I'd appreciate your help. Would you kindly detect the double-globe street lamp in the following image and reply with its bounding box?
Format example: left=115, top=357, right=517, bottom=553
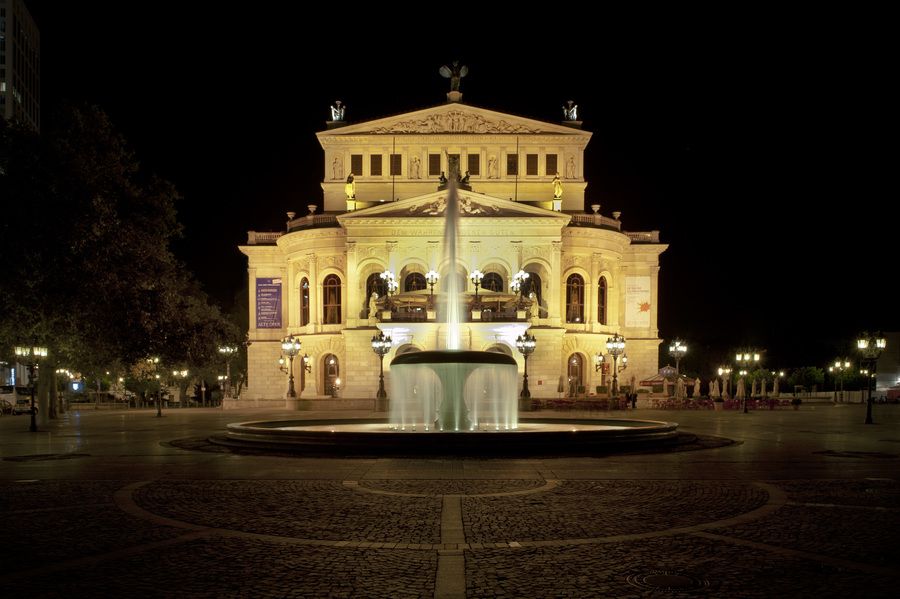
left=857, top=332, right=886, bottom=425
left=371, top=330, right=392, bottom=410
left=281, top=335, right=302, bottom=398
left=828, top=359, right=851, bottom=403
left=15, top=345, right=47, bottom=432
left=606, top=333, right=626, bottom=396
left=735, top=351, right=760, bottom=414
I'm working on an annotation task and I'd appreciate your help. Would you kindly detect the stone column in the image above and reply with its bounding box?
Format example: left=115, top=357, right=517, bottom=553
left=549, top=241, right=562, bottom=327
left=308, top=253, right=319, bottom=330
left=346, top=242, right=359, bottom=327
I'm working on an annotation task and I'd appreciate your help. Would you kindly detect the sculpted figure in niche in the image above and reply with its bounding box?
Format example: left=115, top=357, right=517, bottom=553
left=488, top=156, right=499, bottom=179
left=410, top=156, right=421, bottom=179
left=565, top=156, right=576, bottom=179
left=332, top=156, right=343, bottom=180
left=368, top=292, right=378, bottom=319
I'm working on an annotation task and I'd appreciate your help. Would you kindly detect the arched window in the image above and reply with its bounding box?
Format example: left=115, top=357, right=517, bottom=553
left=323, top=274, right=341, bottom=324
left=524, top=272, right=542, bottom=311
left=482, top=272, right=504, bottom=293
left=365, top=273, right=387, bottom=317
left=300, top=278, right=310, bottom=326
left=323, top=354, right=340, bottom=396
left=597, top=276, right=608, bottom=325
left=566, top=274, right=584, bottom=323
left=405, top=272, right=427, bottom=292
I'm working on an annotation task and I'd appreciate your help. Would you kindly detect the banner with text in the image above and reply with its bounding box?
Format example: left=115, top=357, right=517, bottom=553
left=625, top=276, right=651, bottom=329
left=256, top=277, right=282, bottom=329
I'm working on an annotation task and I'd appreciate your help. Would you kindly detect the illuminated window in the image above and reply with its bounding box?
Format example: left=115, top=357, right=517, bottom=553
left=597, top=276, right=607, bottom=325
left=323, top=274, right=341, bottom=324
left=323, top=354, right=340, bottom=395
left=566, top=274, right=584, bottom=323
left=300, top=278, right=310, bottom=326
left=405, top=273, right=427, bottom=292
left=526, top=154, right=538, bottom=175
left=370, top=154, right=382, bottom=176
left=482, top=272, right=504, bottom=293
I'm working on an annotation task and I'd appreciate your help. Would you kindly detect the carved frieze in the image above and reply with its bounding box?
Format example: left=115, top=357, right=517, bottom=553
left=370, top=111, right=543, bottom=135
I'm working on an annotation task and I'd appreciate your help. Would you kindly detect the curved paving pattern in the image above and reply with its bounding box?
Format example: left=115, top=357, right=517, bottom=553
left=3, top=474, right=898, bottom=598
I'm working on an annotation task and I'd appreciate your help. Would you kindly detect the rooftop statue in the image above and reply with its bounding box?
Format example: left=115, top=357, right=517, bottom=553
left=439, top=61, right=468, bottom=92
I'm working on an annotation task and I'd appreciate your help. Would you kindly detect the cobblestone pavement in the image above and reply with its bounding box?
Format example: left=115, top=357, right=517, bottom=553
left=0, top=404, right=898, bottom=598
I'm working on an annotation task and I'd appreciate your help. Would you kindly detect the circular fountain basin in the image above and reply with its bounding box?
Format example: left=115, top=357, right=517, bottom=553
left=221, top=417, right=679, bottom=455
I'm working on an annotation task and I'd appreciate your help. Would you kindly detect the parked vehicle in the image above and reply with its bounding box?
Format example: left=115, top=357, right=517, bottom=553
left=1, top=385, right=32, bottom=413
left=0, top=399, right=12, bottom=414
left=13, top=398, right=36, bottom=415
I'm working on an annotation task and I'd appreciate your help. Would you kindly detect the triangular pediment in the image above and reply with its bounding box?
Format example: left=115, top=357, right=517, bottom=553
left=318, top=103, right=590, bottom=138
left=338, top=189, right=571, bottom=222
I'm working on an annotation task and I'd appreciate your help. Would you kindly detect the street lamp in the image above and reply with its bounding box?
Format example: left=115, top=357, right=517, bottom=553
left=735, top=351, right=760, bottom=414
left=218, top=345, right=237, bottom=399
left=718, top=366, right=732, bottom=399
left=857, top=332, right=886, bottom=424
left=470, top=269, right=484, bottom=305
left=606, top=333, right=626, bottom=396
left=281, top=335, right=302, bottom=398
left=144, top=356, right=163, bottom=417
left=172, top=369, right=188, bottom=407
left=371, top=330, right=392, bottom=404
left=15, top=345, right=47, bottom=432
left=425, top=269, right=440, bottom=307
left=828, top=359, right=851, bottom=403
left=515, top=332, right=536, bottom=405
left=669, top=339, right=687, bottom=376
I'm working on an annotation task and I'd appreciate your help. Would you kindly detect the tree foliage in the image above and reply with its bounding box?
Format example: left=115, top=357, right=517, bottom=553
left=0, top=105, right=238, bottom=383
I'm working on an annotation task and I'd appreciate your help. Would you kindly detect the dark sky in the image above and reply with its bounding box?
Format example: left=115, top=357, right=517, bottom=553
left=25, top=3, right=895, bottom=369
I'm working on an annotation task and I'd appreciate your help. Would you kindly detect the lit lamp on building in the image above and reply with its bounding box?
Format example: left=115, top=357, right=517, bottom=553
left=511, top=270, right=529, bottom=308
left=281, top=335, right=302, bottom=398
left=218, top=345, right=237, bottom=399
left=470, top=269, right=484, bottom=306
left=828, top=359, right=851, bottom=403
left=515, top=332, right=536, bottom=408
left=380, top=270, right=399, bottom=307
left=371, top=330, right=392, bottom=411
left=425, top=270, right=440, bottom=307
left=735, top=352, right=760, bottom=414
left=15, top=345, right=47, bottom=432
left=669, top=339, right=687, bottom=376
left=857, top=332, right=886, bottom=424
left=606, top=333, right=626, bottom=396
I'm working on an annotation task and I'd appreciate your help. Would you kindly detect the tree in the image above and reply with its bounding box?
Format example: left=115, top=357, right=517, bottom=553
left=788, top=367, right=824, bottom=394
left=1, top=105, right=235, bottom=420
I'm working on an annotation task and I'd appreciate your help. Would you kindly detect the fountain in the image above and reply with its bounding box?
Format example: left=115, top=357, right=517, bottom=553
left=221, top=181, right=678, bottom=454
left=389, top=181, right=519, bottom=432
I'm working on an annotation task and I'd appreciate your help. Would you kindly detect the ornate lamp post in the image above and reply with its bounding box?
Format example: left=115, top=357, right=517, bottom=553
left=281, top=335, right=302, bottom=398
left=218, top=345, right=237, bottom=399
left=144, top=356, right=163, bottom=417
left=15, top=345, right=47, bottom=432
left=172, top=369, right=188, bottom=407
left=669, top=339, right=687, bottom=376
left=515, top=332, right=536, bottom=407
left=606, top=333, right=626, bottom=396
left=857, top=332, right=886, bottom=424
left=371, top=331, right=392, bottom=407
left=828, top=359, right=851, bottom=403
left=735, top=351, right=760, bottom=414
left=425, top=270, right=440, bottom=307
left=470, top=269, right=484, bottom=306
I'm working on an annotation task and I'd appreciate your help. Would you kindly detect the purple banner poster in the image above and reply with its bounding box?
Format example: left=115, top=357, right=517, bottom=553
left=256, top=277, right=282, bottom=329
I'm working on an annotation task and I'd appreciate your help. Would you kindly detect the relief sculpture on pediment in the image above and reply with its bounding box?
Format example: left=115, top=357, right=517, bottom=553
left=370, top=111, right=543, bottom=135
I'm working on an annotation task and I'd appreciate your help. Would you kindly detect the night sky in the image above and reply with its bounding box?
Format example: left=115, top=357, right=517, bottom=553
left=23, top=3, right=895, bottom=370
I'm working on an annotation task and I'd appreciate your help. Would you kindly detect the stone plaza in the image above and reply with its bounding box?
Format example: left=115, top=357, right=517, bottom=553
left=1, top=402, right=898, bottom=598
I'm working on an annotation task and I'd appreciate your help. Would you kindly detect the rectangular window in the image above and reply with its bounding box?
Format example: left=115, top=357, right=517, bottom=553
left=429, top=154, right=441, bottom=176
left=526, top=154, right=538, bottom=176
left=370, top=154, right=382, bottom=176
left=506, top=154, right=518, bottom=176
left=350, top=154, right=362, bottom=176
left=545, top=154, right=558, bottom=176
left=467, top=153, right=480, bottom=176
left=390, top=154, right=402, bottom=176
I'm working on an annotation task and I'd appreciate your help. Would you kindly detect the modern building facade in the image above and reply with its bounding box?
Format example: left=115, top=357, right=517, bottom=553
left=0, top=0, right=40, bottom=130
left=234, top=95, right=667, bottom=410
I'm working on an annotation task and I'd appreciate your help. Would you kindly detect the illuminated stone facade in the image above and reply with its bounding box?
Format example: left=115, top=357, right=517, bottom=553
left=234, top=102, right=667, bottom=409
